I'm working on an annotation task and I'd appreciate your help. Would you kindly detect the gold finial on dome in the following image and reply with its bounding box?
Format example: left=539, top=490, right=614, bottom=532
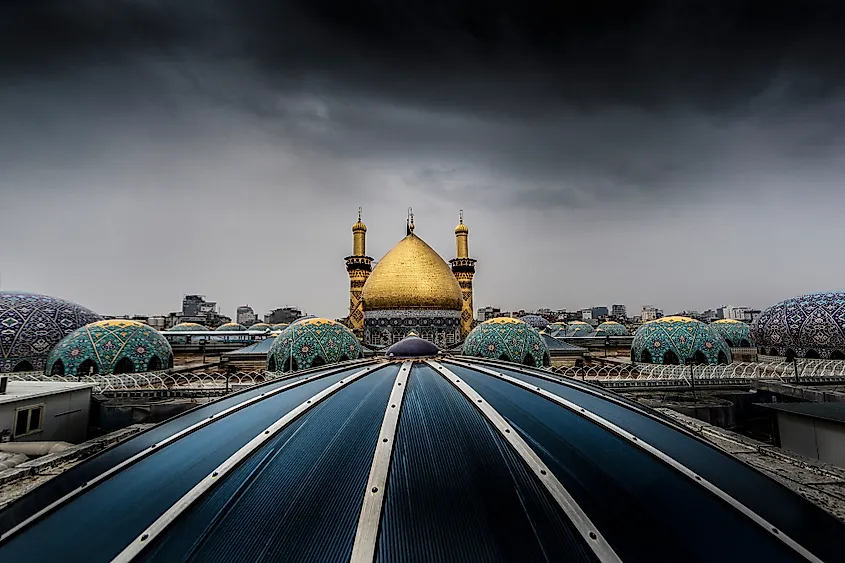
left=352, top=206, right=367, bottom=233
left=455, top=209, right=469, bottom=235
left=406, top=207, right=415, bottom=234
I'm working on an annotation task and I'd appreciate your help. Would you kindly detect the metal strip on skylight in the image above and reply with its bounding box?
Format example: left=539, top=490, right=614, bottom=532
left=109, top=362, right=384, bottom=563
left=0, top=359, right=372, bottom=544
left=455, top=359, right=824, bottom=563
left=426, top=360, right=622, bottom=563
left=349, top=360, right=413, bottom=563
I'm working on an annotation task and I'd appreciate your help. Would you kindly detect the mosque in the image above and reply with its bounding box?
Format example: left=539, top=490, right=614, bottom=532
left=345, top=208, right=475, bottom=349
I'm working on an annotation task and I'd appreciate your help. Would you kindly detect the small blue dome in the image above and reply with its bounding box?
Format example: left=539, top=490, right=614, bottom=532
left=385, top=335, right=439, bottom=358
left=566, top=321, right=595, bottom=337
left=462, top=318, right=550, bottom=367
left=267, top=318, right=362, bottom=372
left=632, top=316, right=730, bottom=365
left=595, top=321, right=629, bottom=336
left=519, top=315, right=550, bottom=330
left=711, top=320, right=754, bottom=348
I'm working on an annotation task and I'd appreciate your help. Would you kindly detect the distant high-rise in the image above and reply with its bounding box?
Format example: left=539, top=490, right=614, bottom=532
left=611, top=304, right=627, bottom=320
left=591, top=306, right=609, bottom=319
left=641, top=306, right=664, bottom=322
left=264, top=306, right=302, bottom=325
left=477, top=306, right=500, bottom=321
left=236, top=305, right=257, bottom=326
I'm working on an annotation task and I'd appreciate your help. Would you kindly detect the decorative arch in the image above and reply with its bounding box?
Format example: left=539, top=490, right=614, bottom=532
left=693, top=351, right=708, bottom=364
left=663, top=350, right=680, bottom=365
left=147, top=355, right=162, bottom=371
left=740, top=339, right=750, bottom=348
left=640, top=349, right=653, bottom=364
left=311, top=356, right=326, bottom=368
left=12, top=360, right=34, bottom=372
left=717, top=350, right=728, bottom=365
left=805, top=349, right=821, bottom=359
left=543, top=352, right=552, bottom=367
left=522, top=354, right=535, bottom=366
left=267, top=356, right=277, bottom=372
left=50, top=360, right=65, bottom=376
left=78, top=358, right=98, bottom=376
left=114, top=357, right=135, bottom=374
left=498, top=353, right=511, bottom=362
left=724, top=339, right=734, bottom=347
left=785, top=349, right=796, bottom=361
left=831, top=350, right=845, bottom=360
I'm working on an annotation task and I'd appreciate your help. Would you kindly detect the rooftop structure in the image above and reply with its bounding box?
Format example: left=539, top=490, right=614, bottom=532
left=711, top=319, right=755, bottom=348
left=632, top=316, right=731, bottom=365
left=0, top=357, right=840, bottom=561
left=752, top=292, right=845, bottom=359
left=462, top=318, right=550, bottom=367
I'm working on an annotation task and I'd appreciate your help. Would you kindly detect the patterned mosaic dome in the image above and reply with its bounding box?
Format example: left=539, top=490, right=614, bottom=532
left=546, top=322, right=567, bottom=337
left=267, top=318, right=363, bottom=372
left=519, top=315, right=550, bottom=330
left=462, top=318, right=550, bottom=367
left=566, top=321, right=595, bottom=337
left=632, top=316, right=731, bottom=365
left=169, top=322, right=207, bottom=332
left=271, top=323, right=289, bottom=331
left=595, top=321, right=629, bottom=336
left=46, top=320, right=173, bottom=376
left=0, top=291, right=101, bottom=373
left=752, top=292, right=845, bottom=359
left=247, top=323, right=272, bottom=331
left=711, top=319, right=754, bottom=348
left=215, top=322, right=246, bottom=331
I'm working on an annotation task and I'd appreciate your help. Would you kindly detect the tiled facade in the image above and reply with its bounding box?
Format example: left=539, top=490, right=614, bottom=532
left=46, top=320, right=173, bottom=375
left=364, top=309, right=461, bottom=348
left=752, top=292, right=845, bottom=359
left=631, top=316, right=731, bottom=365
left=0, top=291, right=101, bottom=373
left=462, top=317, right=550, bottom=368
left=566, top=321, right=595, bottom=337
left=267, top=318, right=362, bottom=372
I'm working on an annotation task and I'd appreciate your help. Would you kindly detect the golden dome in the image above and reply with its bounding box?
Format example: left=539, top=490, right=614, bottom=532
left=454, top=222, right=468, bottom=235
left=362, top=233, right=463, bottom=311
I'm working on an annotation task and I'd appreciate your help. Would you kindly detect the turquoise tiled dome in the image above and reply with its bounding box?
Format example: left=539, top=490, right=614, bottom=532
left=267, top=318, right=362, bottom=372
left=46, top=320, right=173, bottom=375
left=710, top=319, right=754, bottom=348
left=247, top=323, right=272, bottom=331
left=169, top=322, right=207, bottom=331
left=566, top=321, right=595, bottom=337
left=631, top=316, right=730, bottom=365
left=271, top=323, right=289, bottom=331
left=215, top=322, right=246, bottom=331
left=595, top=321, right=629, bottom=337
left=519, top=315, right=550, bottom=330
left=546, top=322, right=567, bottom=337
left=462, top=317, right=550, bottom=367
left=752, top=292, right=845, bottom=359
left=0, top=291, right=101, bottom=373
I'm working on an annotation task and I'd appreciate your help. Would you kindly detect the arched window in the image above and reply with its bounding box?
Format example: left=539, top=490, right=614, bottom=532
left=167, top=354, right=174, bottom=369
left=717, top=350, right=728, bottom=365
left=523, top=354, right=535, bottom=367
left=663, top=350, right=680, bottom=365
left=339, top=354, right=349, bottom=362
left=114, top=357, right=135, bottom=374
left=831, top=350, right=845, bottom=360
left=78, top=358, right=98, bottom=376
left=785, top=349, right=796, bottom=361
left=740, top=339, right=751, bottom=348
left=805, top=349, right=820, bottom=359
left=147, top=356, right=162, bottom=372
left=284, top=357, right=298, bottom=372
left=543, top=352, right=552, bottom=367
left=12, top=360, right=34, bottom=372
left=311, top=356, right=326, bottom=368
left=770, top=348, right=779, bottom=357
left=640, top=349, right=653, bottom=364
left=498, top=353, right=511, bottom=362
left=50, top=360, right=65, bottom=376
left=267, top=356, right=277, bottom=372
left=724, top=339, right=734, bottom=347
left=693, top=351, right=708, bottom=365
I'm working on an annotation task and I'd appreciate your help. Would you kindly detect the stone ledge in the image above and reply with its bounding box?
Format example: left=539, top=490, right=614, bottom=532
left=657, top=408, right=845, bottom=523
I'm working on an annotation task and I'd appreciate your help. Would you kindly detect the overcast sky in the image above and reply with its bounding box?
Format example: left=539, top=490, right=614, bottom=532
left=2, top=1, right=845, bottom=320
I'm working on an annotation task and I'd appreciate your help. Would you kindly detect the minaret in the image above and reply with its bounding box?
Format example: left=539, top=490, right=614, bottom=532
left=345, top=207, right=373, bottom=337
left=450, top=210, right=477, bottom=339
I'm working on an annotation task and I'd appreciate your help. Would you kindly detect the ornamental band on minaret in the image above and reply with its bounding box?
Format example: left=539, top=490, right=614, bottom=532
left=450, top=210, right=477, bottom=338
left=345, top=207, right=373, bottom=337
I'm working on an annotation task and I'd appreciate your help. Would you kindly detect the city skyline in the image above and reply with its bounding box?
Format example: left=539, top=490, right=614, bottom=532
left=3, top=2, right=845, bottom=319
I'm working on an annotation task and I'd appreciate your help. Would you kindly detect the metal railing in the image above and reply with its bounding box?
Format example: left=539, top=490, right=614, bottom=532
left=3, top=370, right=277, bottom=393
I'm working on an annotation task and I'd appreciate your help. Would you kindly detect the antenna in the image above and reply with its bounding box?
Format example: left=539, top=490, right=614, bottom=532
left=459, top=209, right=464, bottom=224
left=357, top=206, right=362, bottom=222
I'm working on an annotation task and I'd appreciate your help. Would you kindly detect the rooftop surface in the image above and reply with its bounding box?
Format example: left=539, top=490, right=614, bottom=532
left=0, top=358, right=841, bottom=562
left=0, top=381, right=93, bottom=406
left=756, top=401, right=845, bottom=424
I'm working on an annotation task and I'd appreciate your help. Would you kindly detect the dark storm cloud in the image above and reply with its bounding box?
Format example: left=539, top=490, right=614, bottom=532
left=5, top=1, right=845, bottom=113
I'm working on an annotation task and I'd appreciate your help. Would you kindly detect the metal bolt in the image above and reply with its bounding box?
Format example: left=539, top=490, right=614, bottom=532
left=371, top=487, right=379, bottom=493
left=382, top=438, right=388, bottom=442
left=212, top=472, right=218, bottom=477
left=141, top=534, right=149, bottom=542
left=505, top=429, right=510, bottom=433
left=391, top=404, right=396, bottom=408
left=772, top=528, right=779, bottom=535
left=265, top=430, right=270, bottom=435
left=540, top=469, right=547, bottom=475
left=589, top=532, right=597, bottom=540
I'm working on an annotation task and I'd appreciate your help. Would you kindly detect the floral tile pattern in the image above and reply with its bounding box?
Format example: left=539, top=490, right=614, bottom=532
left=631, top=316, right=731, bottom=365
left=268, top=318, right=362, bottom=372
left=595, top=321, right=629, bottom=336
left=710, top=319, right=754, bottom=348
left=752, top=292, right=845, bottom=358
left=46, top=320, right=173, bottom=375
left=462, top=317, right=550, bottom=367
